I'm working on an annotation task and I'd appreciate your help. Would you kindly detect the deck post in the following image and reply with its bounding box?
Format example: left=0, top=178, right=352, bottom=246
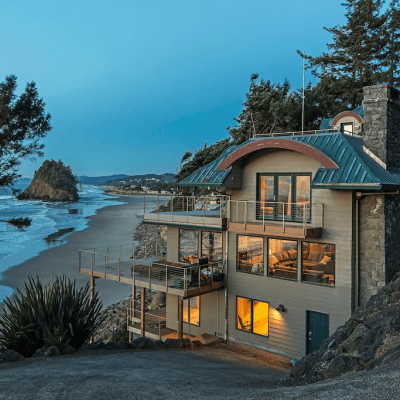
left=157, top=195, right=159, bottom=220
left=90, top=276, right=96, bottom=344
left=118, top=257, right=121, bottom=281
left=188, top=299, right=191, bottom=340
left=178, top=296, right=183, bottom=339
left=263, top=202, right=265, bottom=231
left=141, top=287, right=146, bottom=337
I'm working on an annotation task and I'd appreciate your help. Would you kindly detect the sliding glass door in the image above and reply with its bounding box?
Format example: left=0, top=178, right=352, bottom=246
left=258, top=174, right=311, bottom=221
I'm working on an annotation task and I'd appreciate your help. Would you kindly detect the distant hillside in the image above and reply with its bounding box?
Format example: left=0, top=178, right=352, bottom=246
left=78, top=174, right=128, bottom=185
left=103, top=173, right=175, bottom=187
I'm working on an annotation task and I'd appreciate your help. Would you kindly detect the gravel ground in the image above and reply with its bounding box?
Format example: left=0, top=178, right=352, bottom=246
left=0, top=349, right=399, bottom=399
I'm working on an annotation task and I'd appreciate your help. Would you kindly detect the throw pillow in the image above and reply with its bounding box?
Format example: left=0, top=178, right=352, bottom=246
left=288, top=249, right=297, bottom=261
left=270, top=255, right=279, bottom=265
left=282, top=251, right=290, bottom=261
left=308, top=252, right=322, bottom=263
left=303, top=251, right=310, bottom=261
left=320, top=255, right=331, bottom=265
left=274, top=252, right=284, bottom=262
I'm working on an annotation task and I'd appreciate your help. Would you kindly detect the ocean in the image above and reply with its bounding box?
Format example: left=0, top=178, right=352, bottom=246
left=0, top=180, right=125, bottom=303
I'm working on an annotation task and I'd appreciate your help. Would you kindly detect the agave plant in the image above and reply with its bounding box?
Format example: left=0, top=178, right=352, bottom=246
left=0, top=276, right=104, bottom=357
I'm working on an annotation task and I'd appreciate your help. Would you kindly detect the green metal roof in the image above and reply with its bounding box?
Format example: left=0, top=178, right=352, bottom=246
left=319, top=105, right=364, bottom=130
left=179, top=132, right=400, bottom=190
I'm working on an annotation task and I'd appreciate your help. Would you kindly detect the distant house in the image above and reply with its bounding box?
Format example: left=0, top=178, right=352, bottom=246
left=80, top=84, right=400, bottom=359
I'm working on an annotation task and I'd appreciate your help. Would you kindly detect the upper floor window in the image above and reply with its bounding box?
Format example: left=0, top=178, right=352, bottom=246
left=179, top=229, right=198, bottom=263
left=268, top=238, right=298, bottom=280
left=340, top=122, right=354, bottom=135
left=257, top=174, right=311, bottom=221
left=237, top=235, right=264, bottom=274
left=201, top=231, right=223, bottom=263
left=302, top=242, right=335, bottom=286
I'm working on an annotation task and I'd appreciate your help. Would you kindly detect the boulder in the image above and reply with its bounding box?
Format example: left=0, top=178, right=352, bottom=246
left=33, top=346, right=60, bottom=358
left=280, top=277, right=400, bottom=387
left=0, top=350, right=24, bottom=364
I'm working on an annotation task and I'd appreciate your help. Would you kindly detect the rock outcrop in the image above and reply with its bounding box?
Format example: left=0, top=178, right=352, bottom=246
left=18, top=178, right=79, bottom=202
left=18, top=159, right=79, bottom=202
left=280, top=275, right=400, bottom=387
left=134, top=222, right=167, bottom=258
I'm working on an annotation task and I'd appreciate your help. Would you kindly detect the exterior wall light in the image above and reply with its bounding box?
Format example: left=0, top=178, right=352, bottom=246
left=276, top=304, right=286, bottom=312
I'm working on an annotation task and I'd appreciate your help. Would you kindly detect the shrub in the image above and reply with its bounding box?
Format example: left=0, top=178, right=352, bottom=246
left=0, top=276, right=104, bottom=357
left=108, top=320, right=129, bottom=343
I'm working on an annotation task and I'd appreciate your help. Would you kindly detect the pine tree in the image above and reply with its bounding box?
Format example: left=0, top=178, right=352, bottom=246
left=306, top=0, right=387, bottom=108
left=380, top=0, right=400, bottom=86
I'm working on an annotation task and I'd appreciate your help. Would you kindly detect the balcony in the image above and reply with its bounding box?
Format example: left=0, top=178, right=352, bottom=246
left=78, top=244, right=225, bottom=298
left=229, top=200, right=324, bottom=238
left=143, top=195, right=228, bottom=230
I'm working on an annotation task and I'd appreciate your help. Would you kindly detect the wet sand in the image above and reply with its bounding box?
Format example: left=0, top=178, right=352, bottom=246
left=0, top=194, right=144, bottom=308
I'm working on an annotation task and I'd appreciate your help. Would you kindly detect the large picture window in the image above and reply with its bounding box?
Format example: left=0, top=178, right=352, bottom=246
left=237, top=296, right=269, bottom=336
left=268, top=239, right=298, bottom=280
left=258, top=174, right=311, bottom=221
left=183, top=296, right=200, bottom=326
left=302, top=242, right=335, bottom=286
left=179, top=229, right=199, bottom=263
left=237, top=235, right=264, bottom=274
left=201, top=232, right=223, bottom=263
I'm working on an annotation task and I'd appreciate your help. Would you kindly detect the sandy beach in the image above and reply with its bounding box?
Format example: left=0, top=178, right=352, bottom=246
left=0, top=194, right=145, bottom=308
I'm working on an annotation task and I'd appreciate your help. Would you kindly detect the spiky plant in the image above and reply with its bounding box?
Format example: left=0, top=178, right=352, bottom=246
left=0, top=276, right=104, bottom=357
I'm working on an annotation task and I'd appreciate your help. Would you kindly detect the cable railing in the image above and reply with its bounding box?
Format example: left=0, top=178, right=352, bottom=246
left=142, top=195, right=228, bottom=227
left=229, top=200, right=324, bottom=234
left=253, top=128, right=339, bottom=138
left=78, top=244, right=225, bottom=296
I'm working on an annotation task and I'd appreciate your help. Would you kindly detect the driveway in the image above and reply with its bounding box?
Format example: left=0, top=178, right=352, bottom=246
left=0, top=349, right=285, bottom=400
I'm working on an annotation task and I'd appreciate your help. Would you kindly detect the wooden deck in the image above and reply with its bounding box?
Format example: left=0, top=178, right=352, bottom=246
left=80, top=260, right=225, bottom=298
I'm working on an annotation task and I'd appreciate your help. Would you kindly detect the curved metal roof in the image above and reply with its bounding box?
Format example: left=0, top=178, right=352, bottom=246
left=179, top=132, right=400, bottom=189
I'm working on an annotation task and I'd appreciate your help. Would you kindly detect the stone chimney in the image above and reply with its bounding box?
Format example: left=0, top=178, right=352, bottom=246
left=363, top=84, right=400, bottom=171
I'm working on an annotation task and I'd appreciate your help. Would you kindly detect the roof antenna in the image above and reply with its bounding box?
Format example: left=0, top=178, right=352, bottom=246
left=302, top=50, right=306, bottom=134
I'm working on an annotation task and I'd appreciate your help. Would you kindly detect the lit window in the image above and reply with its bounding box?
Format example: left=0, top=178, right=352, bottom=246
left=183, top=296, right=200, bottom=326
left=237, top=235, right=264, bottom=274
left=237, top=296, right=269, bottom=336
left=268, top=239, right=298, bottom=280
left=201, top=232, right=223, bottom=263
left=179, top=229, right=198, bottom=263
left=258, top=174, right=310, bottom=221
left=302, top=242, right=335, bottom=286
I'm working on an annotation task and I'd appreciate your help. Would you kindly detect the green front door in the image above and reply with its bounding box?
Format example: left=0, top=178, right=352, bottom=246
left=306, top=310, right=329, bottom=354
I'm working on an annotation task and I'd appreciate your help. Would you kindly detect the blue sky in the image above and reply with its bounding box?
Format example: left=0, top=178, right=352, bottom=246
left=1, top=0, right=345, bottom=178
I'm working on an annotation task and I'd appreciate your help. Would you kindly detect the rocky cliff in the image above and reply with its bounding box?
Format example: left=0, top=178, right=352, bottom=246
left=280, top=273, right=400, bottom=387
left=18, top=160, right=79, bottom=202
left=17, top=178, right=79, bottom=202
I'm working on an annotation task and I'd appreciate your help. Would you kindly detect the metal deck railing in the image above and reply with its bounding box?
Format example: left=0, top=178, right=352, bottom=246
left=143, top=195, right=228, bottom=227
left=229, top=200, right=324, bottom=234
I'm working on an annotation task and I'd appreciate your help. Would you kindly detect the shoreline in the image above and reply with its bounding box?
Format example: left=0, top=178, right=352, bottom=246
left=0, top=194, right=144, bottom=308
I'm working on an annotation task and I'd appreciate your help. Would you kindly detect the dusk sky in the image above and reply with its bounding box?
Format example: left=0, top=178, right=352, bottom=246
left=2, top=1, right=346, bottom=178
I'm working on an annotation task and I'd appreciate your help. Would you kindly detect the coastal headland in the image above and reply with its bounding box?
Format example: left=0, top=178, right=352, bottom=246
left=0, top=194, right=143, bottom=308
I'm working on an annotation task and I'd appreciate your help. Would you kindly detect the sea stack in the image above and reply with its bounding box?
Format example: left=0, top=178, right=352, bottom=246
left=18, top=160, right=80, bottom=202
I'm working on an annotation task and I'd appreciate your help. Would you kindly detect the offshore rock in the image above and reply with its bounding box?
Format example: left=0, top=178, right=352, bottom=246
left=18, top=159, right=79, bottom=202
left=17, top=178, right=79, bottom=202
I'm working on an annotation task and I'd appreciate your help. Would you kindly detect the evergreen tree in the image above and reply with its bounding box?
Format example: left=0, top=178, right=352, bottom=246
left=305, top=0, right=387, bottom=108
left=380, top=0, right=400, bottom=86
left=0, top=75, right=51, bottom=194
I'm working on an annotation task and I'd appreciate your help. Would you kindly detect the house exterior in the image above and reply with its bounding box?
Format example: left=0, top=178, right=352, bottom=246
left=79, top=84, right=400, bottom=360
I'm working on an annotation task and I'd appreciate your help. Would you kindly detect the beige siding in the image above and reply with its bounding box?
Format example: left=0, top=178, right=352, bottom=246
left=165, top=226, right=226, bottom=337
left=166, top=290, right=225, bottom=337
left=225, top=149, right=354, bottom=358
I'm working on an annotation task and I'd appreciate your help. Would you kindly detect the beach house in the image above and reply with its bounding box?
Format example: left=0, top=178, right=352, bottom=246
left=79, top=84, right=400, bottom=359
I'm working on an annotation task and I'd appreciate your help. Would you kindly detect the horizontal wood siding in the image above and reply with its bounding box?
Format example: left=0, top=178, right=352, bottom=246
left=166, top=290, right=225, bottom=337
left=225, top=149, right=354, bottom=358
